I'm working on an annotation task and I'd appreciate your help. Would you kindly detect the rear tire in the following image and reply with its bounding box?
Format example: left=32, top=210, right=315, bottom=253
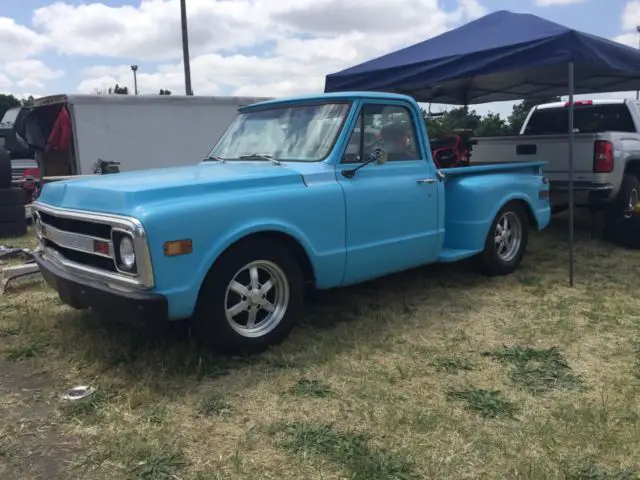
left=0, top=147, right=11, bottom=190
left=606, top=173, right=639, bottom=223
left=476, top=201, right=529, bottom=276
left=192, top=238, right=305, bottom=354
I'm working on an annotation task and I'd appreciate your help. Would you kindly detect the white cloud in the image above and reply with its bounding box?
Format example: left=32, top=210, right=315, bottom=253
left=0, top=17, right=50, bottom=61
left=622, top=0, right=640, bottom=31
left=0, top=73, right=12, bottom=90
left=0, top=18, right=60, bottom=94
left=65, top=0, right=485, bottom=98
left=5, top=59, right=64, bottom=83
left=33, top=0, right=279, bottom=61
left=614, top=32, right=637, bottom=48
left=614, top=1, right=640, bottom=50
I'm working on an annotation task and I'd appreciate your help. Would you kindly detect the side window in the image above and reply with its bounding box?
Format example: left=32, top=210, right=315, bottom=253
left=342, top=104, right=420, bottom=164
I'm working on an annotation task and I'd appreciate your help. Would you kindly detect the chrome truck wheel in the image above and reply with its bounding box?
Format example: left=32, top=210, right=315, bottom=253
left=224, top=260, right=290, bottom=338
left=477, top=201, right=529, bottom=276
left=494, top=211, right=523, bottom=263
left=193, top=238, right=304, bottom=354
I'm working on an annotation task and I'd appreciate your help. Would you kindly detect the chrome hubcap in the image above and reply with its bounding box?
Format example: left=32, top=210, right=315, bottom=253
left=494, top=211, right=522, bottom=263
left=224, top=260, right=289, bottom=338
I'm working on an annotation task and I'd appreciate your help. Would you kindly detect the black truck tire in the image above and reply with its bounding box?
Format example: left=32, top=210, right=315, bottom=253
left=604, top=212, right=640, bottom=249
left=0, top=188, right=26, bottom=206
left=0, top=205, right=26, bottom=223
left=0, top=219, right=27, bottom=238
left=192, top=238, right=305, bottom=354
left=606, top=173, right=640, bottom=223
left=475, top=201, right=529, bottom=276
left=0, top=147, right=11, bottom=189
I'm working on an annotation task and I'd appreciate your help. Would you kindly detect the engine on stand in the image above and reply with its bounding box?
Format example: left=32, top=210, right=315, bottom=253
left=429, top=128, right=477, bottom=169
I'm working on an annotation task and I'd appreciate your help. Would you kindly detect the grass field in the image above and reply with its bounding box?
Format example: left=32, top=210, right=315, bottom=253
left=1, top=215, right=640, bottom=480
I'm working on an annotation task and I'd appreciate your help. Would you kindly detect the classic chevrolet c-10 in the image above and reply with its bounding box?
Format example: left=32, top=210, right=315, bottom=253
left=31, top=91, right=551, bottom=353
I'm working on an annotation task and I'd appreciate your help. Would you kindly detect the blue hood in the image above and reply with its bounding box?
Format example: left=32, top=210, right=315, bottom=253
left=37, top=162, right=305, bottom=216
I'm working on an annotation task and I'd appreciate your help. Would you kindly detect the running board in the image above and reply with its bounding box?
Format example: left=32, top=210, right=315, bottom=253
left=437, top=248, right=480, bottom=263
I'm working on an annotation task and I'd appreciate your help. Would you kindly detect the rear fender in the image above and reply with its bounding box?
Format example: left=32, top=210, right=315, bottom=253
left=443, top=182, right=541, bottom=253
left=486, top=193, right=539, bottom=234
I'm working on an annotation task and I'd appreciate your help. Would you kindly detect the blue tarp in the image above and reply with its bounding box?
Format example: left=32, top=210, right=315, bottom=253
left=324, top=10, right=640, bottom=104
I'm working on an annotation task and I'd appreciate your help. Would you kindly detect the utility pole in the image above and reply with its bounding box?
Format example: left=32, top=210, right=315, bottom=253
left=130, top=65, right=139, bottom=95
left=180, top=0, right=193, bottom=95
left=636, top=26, right=640, bottom=100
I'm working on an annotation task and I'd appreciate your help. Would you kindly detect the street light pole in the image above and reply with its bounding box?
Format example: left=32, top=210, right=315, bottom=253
left=180, top=0, right=193, bottom=95
left=130, top=65, right=139, bottom=95
left=636, top=26, right=640, bottom=100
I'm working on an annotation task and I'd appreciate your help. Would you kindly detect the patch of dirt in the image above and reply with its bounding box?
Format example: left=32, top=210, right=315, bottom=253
left=0, top=354, right=79, bottom=480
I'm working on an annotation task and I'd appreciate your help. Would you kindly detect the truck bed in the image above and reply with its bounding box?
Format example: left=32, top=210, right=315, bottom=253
left=471, top=133, right=601, bottom=181
left=442, top=159, right=546, bottom=176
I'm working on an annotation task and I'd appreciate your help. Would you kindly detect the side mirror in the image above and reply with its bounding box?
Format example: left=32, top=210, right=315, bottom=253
left=370, top=147, right=387, bottom=165
left=341, top=147, right=388, bottom=179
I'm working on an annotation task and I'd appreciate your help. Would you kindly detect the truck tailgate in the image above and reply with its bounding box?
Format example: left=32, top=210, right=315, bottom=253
left=472, top=134, right=598, bottom=181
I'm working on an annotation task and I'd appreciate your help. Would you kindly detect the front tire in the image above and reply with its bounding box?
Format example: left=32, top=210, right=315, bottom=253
left=192, top=238, right=305, bottom=354
left=476, top=202, right=529, bottom=276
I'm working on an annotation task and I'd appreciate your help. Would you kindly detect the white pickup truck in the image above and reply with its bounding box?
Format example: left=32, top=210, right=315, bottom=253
left=471, top=99, right=640, bottom=223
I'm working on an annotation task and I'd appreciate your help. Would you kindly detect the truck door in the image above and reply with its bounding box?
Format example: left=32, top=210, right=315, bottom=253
left=336, top=101, right=442, bottom=285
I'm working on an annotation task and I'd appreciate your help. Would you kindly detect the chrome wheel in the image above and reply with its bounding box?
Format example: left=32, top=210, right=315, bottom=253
left=624, top=188, right=639, bottom=219
left=224, top=260, right=289, bottom=338
left=494, top=211, right=522, bottom=263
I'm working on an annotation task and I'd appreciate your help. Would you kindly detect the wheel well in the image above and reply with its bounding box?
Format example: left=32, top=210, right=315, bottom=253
left=625, top=160, right=640, bottom=180
left=215, top=231, right=316, bottom=287
left=510, top=199, right=538, bottom=228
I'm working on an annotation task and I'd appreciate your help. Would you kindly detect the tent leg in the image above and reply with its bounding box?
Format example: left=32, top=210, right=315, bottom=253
left=568, top=62, right=575, bottom=287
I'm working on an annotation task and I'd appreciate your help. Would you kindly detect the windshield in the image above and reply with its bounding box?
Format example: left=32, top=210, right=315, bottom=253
left=0, top=108, right=20, bottom=128
left=208, top=102, right=351, bottom=162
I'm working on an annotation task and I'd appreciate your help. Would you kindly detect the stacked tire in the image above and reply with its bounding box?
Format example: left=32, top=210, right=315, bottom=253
left=0, top=146, right=27, bottom=238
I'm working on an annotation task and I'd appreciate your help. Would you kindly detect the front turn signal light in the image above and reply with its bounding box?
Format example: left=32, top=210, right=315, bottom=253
left=164, top=239, right=193, bottom=257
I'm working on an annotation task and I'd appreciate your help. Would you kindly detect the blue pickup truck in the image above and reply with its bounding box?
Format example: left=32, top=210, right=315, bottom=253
left=31, top=92, right=550, bottom=353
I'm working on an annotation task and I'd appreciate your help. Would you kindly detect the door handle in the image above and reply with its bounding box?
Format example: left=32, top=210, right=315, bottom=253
left=417, top=177, right=436, bottom=184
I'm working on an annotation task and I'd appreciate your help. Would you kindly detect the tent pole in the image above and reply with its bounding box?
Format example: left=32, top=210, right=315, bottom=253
left=568, top=62, right=575, bottom=287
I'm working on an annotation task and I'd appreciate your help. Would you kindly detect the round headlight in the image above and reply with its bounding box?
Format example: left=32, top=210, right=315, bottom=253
left=119, top=236, right=136, bottom=269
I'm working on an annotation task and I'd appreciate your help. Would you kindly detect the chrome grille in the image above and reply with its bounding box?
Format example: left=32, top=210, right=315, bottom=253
left=33, top=203, right=154, bottom=289
left=40, top=222, right=114, bottom=258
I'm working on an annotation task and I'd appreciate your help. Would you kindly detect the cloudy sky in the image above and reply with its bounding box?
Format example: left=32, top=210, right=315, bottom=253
left=1, top=0, right=640, bottom=117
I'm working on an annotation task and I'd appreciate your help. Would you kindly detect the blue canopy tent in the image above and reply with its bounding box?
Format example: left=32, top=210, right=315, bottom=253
left=325, top=10, right=640, bottom=286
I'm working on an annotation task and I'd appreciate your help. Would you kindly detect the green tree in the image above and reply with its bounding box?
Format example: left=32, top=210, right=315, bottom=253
left=475, top=112, right=509, bottom=136
left=0, top=93, right=21, bottom=121
left=21, top=95, right=36, bottom=107
left=107, top=84, right=129, bottom=95
left=507, top=96, right=561, bottom=133
left=424, top=106, right=482, bottom=136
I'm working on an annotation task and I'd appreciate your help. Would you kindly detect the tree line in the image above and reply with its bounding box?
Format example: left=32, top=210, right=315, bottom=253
left=1, top=90, right=560, bottom=137
left=423, top=96, right=561, bottom=136
left=0, top=85, right=174, bottom=120
left=93, top=84, right=172, bottom=96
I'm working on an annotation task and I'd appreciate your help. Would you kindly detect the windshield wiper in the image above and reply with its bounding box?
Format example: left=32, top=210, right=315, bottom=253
left=203, top=155, right=226, bottom=163
left=239, top=154, right=281, bottom=166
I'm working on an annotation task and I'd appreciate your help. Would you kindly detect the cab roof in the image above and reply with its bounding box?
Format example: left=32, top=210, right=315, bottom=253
left=240, top=91, right=417, bottom=111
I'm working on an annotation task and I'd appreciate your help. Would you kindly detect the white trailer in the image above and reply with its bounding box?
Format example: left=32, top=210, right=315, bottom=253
left=18, top=93, right=272, bottom=178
